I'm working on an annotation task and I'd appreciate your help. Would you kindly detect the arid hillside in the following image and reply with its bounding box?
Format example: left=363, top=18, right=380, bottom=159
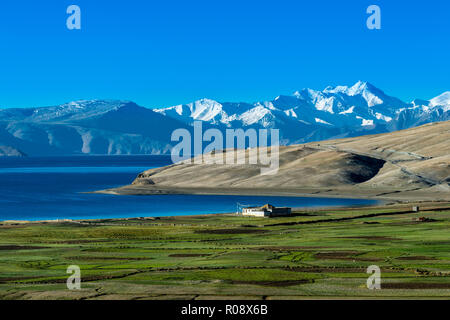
left=106, top=121, right=450, bottom=201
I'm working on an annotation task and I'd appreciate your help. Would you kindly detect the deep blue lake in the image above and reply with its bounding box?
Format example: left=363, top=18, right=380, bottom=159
left=0, top=156, right=378, bottom=221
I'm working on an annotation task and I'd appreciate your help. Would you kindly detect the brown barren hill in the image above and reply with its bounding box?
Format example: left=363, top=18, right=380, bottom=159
left=101, top=121, right=450, bottom=201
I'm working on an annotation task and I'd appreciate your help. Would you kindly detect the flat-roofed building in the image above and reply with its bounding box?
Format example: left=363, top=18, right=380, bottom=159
left=241, top=204, right=291, bottom=217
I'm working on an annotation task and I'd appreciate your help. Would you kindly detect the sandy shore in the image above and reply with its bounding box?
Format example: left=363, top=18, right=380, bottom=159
left=94, top=184, right=450, bottom=203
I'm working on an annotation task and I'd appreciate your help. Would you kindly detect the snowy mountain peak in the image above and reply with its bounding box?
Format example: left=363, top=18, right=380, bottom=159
left=320, top=81, right=385, bottom=107
left=194, top=98, right=220, bottom=105
left=189, top=99, right=223, bottom=122
left=348, top=80, right=372, bottom=94
left=324, top=81, right=377, bottom=95
left=293, top=88, right=320, bottom=101
left=154, top=98, right=226, bottom=124
left=430, top=91, right=450, bottom=107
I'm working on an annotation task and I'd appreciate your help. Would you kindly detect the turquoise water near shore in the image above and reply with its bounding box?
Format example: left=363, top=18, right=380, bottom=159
left=0, top=156, right=378, bottom=221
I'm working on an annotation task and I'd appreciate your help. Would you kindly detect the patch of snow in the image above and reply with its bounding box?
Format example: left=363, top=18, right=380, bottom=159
left=314, top=96, right=335, bottom=114
left=375, top=113, right=392, bottom=122
left=339, top=106, right=355, bottom=115
left=315, top=118, right=332, bottom=125
left=284, top=109, right=298, bottom=118
left=361, top=119, right=374, bottom=126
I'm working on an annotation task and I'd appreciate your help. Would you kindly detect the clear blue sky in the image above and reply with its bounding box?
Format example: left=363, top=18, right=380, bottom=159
left=0, top=0, right=448, bottom=108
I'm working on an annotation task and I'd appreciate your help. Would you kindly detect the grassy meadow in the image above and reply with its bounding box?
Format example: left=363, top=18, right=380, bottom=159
left=0, top=203, right=449, bottom=300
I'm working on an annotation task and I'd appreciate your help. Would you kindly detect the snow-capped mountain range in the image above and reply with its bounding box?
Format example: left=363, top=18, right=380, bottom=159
left=156, top=81, right=448, bottom=131
left=0, top=81, right=448, bottom=156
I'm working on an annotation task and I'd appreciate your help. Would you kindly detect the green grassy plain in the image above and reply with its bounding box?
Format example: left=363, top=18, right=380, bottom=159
left=0, top=203, right=449, bottom=300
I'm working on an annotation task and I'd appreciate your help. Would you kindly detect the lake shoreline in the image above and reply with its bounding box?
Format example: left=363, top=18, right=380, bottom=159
left=2, top=155, right=447, bottom=223
left=3, top=200, right=449, bottom=225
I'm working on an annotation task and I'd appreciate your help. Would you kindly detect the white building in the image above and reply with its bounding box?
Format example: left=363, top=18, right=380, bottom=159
left=241, top=204, right=292, bottom=218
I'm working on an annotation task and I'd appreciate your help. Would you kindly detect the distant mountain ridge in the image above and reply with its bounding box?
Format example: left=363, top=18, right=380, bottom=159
left=0, top=100, right=190, bottom=156
left=0, top=81, right=448, bottom=156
